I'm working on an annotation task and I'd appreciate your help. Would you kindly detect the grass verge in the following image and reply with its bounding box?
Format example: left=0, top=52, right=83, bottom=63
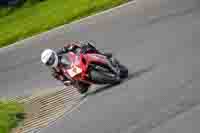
left=0, top=0, right=128, bottom=48
left=0, top=99, right=25, bottom=133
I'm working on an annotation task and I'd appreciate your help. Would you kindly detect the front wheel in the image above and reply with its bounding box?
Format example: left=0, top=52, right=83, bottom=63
left=73, top=81, right=90, bottom=94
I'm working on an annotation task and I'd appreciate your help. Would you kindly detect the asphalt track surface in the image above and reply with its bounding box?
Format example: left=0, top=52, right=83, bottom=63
left=0, top=0, right=199, bottom=132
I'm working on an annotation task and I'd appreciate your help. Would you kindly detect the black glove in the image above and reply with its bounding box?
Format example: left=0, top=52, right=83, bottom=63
left=52, top=72, right=62, bottom=80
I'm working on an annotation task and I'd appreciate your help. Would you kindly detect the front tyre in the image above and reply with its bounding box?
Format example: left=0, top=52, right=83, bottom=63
left=73, top=81, right=90, bottom=94
left=77, top=87, right=89, bottom=94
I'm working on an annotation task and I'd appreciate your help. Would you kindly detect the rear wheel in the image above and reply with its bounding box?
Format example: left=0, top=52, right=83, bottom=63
left=89, top=69, right=120, bottom=84
left=111, top=58, right=128, bottom=79
left=118, top=64, right=128, bottom=78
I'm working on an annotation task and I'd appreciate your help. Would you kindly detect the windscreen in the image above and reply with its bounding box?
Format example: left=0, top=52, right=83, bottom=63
left=61, top=54, right=72, bottom=67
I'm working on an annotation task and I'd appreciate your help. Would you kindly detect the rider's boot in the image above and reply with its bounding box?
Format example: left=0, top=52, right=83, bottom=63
left=100, top=52, right=112, bottom=58
left=81, top=41, right=113, bottom=58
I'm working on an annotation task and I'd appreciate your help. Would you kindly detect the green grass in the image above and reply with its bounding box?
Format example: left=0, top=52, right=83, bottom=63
left=0, top=100, right=25, bottom=133
left=0, top=0, right=128, bottom=48
left=0, top=8, right=12, bottom=17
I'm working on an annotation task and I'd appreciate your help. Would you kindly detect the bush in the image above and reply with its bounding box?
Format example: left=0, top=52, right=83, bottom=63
left=28, top=0, right=46, bottom=4
left=0, top=0, right=25, bottom=7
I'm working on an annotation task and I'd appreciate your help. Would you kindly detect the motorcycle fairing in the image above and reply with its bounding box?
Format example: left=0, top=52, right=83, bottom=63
left=67, top=65, right=82, bottom=77
left=62, top=52, right=110, bottom=82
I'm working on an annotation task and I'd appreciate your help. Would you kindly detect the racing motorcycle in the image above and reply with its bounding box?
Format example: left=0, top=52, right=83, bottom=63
left=60, top=47, right=128, bottom=94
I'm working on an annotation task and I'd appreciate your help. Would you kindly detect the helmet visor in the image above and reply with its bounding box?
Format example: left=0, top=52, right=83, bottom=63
left=46, top=52, right=56, bottom=66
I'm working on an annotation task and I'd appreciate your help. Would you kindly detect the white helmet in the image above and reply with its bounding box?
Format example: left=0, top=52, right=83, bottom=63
left=41, top=49, right=58, bottom=68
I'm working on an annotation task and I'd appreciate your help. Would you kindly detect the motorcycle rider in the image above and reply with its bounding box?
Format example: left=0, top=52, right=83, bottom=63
left=40, top=40, right=113, bottom=86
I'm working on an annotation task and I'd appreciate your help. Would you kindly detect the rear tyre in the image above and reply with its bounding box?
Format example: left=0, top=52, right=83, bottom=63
left=90, top=69, right=120, bottom=84
left=111, top=58, right=128, bottom=79
left=118, top=64, right=128, bottom=78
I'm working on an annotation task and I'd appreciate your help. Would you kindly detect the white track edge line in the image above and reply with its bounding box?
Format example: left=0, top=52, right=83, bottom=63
left=0, top=0, right=136, bottom=52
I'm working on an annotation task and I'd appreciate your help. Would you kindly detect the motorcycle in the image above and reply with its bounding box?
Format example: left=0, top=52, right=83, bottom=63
left=59, top=47, right=128, bottom=94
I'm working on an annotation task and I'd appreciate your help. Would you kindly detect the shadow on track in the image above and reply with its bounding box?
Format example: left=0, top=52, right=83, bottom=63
left=83, top=64, right=157, bottom=97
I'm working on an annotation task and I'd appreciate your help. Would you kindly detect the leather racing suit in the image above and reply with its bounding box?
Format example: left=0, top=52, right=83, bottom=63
left=50, top=41, right=112, bottom=86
